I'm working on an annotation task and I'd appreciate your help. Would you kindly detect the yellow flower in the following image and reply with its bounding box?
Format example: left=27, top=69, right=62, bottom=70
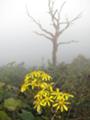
left=31, top=71, right=40, bottom=78
left=63, top=93, right=74, bottom=100
left=51, top=88, right=73, bottom=112
left=34, top=90, right=54, bottom=109
left=41, top=73, right=52, bottom=81
left=33, top=97, right=42, bottom=113
left=52, top=88, right=62, bottom=98
left=30, top=79, right=39, bottom=89
left=24, top=71, right=52, bottom=82
left=34, top=90, right=46, bottom=113
left=40, top=82, right=54, bottom=91
left=20, top=83, right=31, bottom=92
left=24, top=75, right=31, bottom=83
left=34, top=90, right=44, bottom=99
left=20, top=70, right=74, bottom=114
left=20, top=70, right=53, bottom=92
left=41, top=95, right=54, bottom=107
left=53, top=97, right=70, bottom=112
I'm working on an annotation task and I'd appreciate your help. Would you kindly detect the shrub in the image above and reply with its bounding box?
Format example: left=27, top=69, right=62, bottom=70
left=20, top=71, right=74, bottom=120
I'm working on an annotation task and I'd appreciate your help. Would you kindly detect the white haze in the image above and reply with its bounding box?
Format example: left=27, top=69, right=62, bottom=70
left=0, top=0, right=90, bottom=66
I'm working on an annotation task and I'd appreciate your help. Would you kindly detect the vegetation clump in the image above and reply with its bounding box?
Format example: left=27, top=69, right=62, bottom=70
left=20, top=71, right=74, bottom=119
left=0, top=55, right=89, bottom=120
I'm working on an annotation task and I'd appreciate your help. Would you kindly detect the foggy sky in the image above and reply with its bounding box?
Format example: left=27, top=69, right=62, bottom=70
left=0, top=0, right=90, bottom=66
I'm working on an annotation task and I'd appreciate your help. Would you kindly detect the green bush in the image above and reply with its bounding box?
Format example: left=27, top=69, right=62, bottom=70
left=4, top=98, right=23, bottom=111
left=0, top=62, right=27, bottom=86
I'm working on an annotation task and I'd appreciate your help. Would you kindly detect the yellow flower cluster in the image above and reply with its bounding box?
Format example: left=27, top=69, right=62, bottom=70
left=20, top=70, right=74, bottom=113
left=21, top=71, right=52, bottom=92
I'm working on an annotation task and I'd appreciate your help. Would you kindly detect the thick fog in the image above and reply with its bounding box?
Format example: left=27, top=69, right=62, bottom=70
left=0, top=0, right=90, bottom=66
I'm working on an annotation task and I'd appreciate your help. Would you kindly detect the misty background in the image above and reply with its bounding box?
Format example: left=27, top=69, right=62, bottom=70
left=0, top=0, right=90, bottom=66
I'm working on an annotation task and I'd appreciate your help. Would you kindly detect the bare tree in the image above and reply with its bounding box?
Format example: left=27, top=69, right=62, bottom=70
left=26, top=0, right=81, bottom=66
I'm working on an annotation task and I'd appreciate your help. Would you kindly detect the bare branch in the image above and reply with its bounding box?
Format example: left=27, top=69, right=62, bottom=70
left=26, top=5, right=54, bottom=38
left=59, top=1, right=66, bottom=17
left=59, top=12, right=82, bottom=35
left=57, top=40, right=78, bottom=46
left=60, top=12, right=82, bottom=24
left=48, top=0, right=58, bottom=29
left=34, top=31, right=53, bottom=41
left=59, top=21, right=70, bottom=35
left=70, top=12, right=82, bottom=23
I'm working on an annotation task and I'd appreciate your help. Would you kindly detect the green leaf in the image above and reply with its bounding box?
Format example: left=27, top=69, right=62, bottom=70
left=19, top=110, right=35, bottom=120
left=4, top=97, right=23, bottom=111
left=0, top=111, right=11, bottom=120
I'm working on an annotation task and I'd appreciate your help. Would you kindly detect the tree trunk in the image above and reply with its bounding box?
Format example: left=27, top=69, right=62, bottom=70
left=52, top=41, right=58, bottom=66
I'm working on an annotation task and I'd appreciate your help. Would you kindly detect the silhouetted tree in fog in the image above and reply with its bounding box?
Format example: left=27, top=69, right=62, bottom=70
left=26, top=0, right=81, bottom=66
